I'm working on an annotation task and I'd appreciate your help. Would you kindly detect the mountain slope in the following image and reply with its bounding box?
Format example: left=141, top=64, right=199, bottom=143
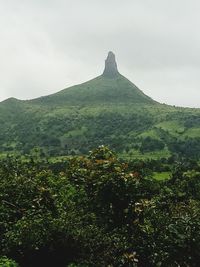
left=31, top=74, right=155, bottom=107
left=0, top=52, right=200, bottom=159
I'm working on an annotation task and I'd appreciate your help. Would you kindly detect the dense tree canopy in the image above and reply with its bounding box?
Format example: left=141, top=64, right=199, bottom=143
left=1, top=147, right=200, bottom=266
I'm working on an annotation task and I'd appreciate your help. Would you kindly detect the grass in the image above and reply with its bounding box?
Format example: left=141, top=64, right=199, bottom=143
left=122, top=147, right=171, bottom=160
left=153, top=171, right=171, bottom=181
left=183, top=128, right=200, bottom=138
left=155, top=121, right=185, bottom=137
left=138, top=129, right=161, bottom=140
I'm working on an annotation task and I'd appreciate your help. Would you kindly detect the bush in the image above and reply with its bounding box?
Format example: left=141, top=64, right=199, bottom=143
left=0, top=257, right=19, bottom=267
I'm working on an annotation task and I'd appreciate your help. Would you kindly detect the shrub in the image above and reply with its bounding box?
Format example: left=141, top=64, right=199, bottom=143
left=0, top=257, right=19, bottom=267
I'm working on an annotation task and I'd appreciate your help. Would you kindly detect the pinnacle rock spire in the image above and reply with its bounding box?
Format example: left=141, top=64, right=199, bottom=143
left=103, top=51, right=119, bottom=78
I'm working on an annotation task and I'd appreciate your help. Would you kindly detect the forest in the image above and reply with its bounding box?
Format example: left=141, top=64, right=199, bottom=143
left=1, top=146, right=200, bottom=267
left=1, top=52, right=200, bottom=267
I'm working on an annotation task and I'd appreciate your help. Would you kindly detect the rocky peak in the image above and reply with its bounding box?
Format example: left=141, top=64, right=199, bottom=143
left=103, top=51, right=119, bottom=78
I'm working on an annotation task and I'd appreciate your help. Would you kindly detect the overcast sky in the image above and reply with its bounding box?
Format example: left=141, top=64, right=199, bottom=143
left=0, top=0, right=200, bottom=107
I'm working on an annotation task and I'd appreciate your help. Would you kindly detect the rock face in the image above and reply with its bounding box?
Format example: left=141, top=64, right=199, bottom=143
left=103, top=51, right=119, bottom=78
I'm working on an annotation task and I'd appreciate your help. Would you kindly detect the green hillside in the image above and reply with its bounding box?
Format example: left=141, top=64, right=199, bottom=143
left=32, top=74, right=155, bottom=106
left=0, top=52, right=200, bottom=159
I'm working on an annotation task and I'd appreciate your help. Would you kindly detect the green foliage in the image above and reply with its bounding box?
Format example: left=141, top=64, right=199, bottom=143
left=0, top=257, right=18, bottom=267
left=1, top=62, right=200, bottom=267
left=1, top=147, right=200, bottom=266
left=152, top=171, right=171, bottom=181
left=140, top=137, right=165, bottom=153
left=1, top=74, right=200, bottom=160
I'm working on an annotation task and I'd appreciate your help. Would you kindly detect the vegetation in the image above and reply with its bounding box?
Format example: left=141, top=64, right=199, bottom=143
left=1, top=62, right=200, bottom=266
left=0, top=74, right=200, bottom=160
left=1, top=146, right=200, bottom=266
left=0, top=257, right=18, bottom=267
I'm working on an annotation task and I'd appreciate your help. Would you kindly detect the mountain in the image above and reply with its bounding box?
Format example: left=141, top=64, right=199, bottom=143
left=30, top=51, right=155, bottom=106
left=0, top=52, right=200, bottom=159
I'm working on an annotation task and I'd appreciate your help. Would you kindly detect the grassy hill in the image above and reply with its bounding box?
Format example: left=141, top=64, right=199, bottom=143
left=31, top=74, right=155, bottom=106
left=0, top=52, right=200, bottom=159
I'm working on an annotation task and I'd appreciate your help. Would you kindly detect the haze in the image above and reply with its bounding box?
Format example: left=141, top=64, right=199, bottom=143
left=0, top=0, right=200, bottom=107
